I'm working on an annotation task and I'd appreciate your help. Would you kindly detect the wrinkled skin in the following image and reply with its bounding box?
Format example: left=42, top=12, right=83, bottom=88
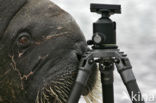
left=0, top=0, right=97, bottom=103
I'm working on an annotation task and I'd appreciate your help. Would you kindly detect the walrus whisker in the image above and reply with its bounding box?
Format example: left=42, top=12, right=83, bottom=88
left=57, top=86, right=69, bottom=98
left=49, top=87, right=60, bottom=103
left=55, top=85, right=69, bottom=100
left=36, top=70, right=76, bottom=103
left=34, top=57, right=77, bottom=102
left=42, top=92, right=49, bottom=101
left=36, top=91, right=40, bottom=103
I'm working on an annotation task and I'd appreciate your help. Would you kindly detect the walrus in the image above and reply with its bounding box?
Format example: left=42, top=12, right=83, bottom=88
left=0, top=0, right=100, bottom=103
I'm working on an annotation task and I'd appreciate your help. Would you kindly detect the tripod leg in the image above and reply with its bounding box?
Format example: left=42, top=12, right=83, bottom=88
left=126, top=80, right=144, bottom=103
left=115, top=57, right=145, bottom=103
left=68, top=53, right=96, bottom=103
left=100, top=62, right=114, bottom=103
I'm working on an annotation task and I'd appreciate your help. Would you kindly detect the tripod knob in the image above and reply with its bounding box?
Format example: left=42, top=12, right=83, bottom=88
left=92, top=32, right=106, bottom=44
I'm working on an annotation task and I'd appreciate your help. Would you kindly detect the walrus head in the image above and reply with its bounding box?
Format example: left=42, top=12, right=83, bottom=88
left=0, top=0, right=97, bottom=103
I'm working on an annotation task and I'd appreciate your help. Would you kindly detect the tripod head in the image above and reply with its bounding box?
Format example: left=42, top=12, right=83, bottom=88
left=88, top=4, right=121, bottom=49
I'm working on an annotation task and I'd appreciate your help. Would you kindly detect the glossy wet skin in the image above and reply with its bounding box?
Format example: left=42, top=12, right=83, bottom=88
left=0, top=0, right=97, bottom=103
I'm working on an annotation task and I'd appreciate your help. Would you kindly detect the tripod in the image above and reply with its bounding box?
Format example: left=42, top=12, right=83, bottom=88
left=68, top=4, right=145, bottom=103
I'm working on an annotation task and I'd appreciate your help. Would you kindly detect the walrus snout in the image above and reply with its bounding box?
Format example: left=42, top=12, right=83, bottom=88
left=0, top=0, right=97, bottom=103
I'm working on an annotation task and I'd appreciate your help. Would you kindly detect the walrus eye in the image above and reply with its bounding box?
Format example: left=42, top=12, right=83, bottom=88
left=17, top=32, right=32, bottom=48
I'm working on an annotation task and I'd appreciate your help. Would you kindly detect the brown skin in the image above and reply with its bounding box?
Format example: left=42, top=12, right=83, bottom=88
left=0, top=0, right=97, bottom=103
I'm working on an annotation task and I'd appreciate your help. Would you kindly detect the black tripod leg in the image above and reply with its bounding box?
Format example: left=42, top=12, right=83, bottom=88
left=68, top=82, right=84, bottom=103
left=100, top=62, right=114, bottom=103
left=68, top=53, right=96, bottom=103
left=116, top=57, right=145, bottom=103
left=126, top=80, right=144, bottom=103
left=101, top=81, right=114, bottom=103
